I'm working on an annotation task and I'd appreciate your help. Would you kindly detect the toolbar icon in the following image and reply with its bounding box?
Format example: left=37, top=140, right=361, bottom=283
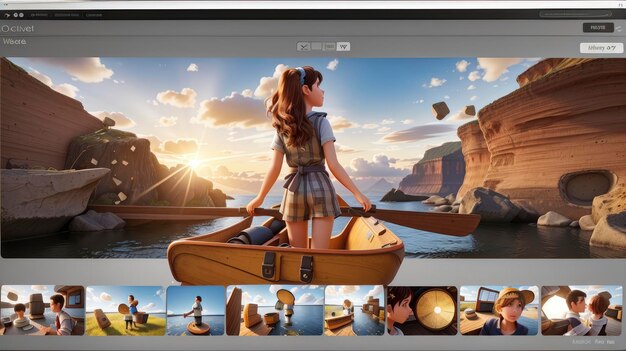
left=336, top=42, right=351, bottom=51
left=297, top=42, right=311, bottom=51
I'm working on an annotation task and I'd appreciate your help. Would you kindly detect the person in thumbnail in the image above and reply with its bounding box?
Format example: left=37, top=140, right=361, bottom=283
left=183, top=295, right=203, bottom=327
left=386, top=287, right=413, bottom=336
left=246, top=66, right=371, bottom=249
left=586, top=292, right=611, bottom=336
left=563, top=289, right=591, bottom=336
left=13, top=303, right=27, bottom=322
left=128, top=295, right=139, bottom=329
left=42, top=294, right=76, bottom=335
left=480, top=288, right=533, bottom=335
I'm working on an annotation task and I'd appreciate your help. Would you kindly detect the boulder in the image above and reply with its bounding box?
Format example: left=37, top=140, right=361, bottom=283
left=569, top=221, right=579, bottom=228
left=445, top=193, right=456, bottom=204
left=537, top=211, right=572, bottom=227
left=459, top=187, right=521, bottom=222
left=579, top=214, right=596, bottom=231
left=422, top=195, right=444, bottom=205
left=432, top=101, right=450, bottom=120
left=590, top=211, right=626, bottom=250
left=381, top=188, right=428, bottom=202
left=103, top=116, right=116, bottom=128
left=512, top=204, right=540, bottom=223
left=433, top=198, right=449, bottom=206
left=450, top=205, right=460, bottom=214
left=592, top=186, right=626, bottom=224
left=433, top=205, right=453, bottom=212
left=1, top=168, right=110, bottom=240
left=69, top=210, right=126, bottom=231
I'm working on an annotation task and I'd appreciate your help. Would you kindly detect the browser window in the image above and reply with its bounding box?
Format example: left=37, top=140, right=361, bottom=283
left=0, top=1, right=624, bottom=350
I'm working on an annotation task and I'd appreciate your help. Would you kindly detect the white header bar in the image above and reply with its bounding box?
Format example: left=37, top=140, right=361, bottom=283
left=2, top=1, right=623, bottom=10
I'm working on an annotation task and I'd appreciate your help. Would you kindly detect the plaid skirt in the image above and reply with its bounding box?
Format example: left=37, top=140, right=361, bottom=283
left=280, top=170, right=341, bottom=222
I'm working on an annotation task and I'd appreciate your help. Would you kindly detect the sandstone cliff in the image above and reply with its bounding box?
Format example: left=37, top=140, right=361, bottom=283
left=398, top=142, right=465, bottom=196
left=456, top=120, right=490, bottom=201
left=0, top=58, right=103, bottom=170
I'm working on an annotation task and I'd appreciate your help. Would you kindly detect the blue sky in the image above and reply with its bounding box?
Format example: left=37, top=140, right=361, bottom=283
left=227, top=285, right=325, bottom=306
left=86, top=286, right=166, bottom=313
left=8, top=57, right=540, bottom=192
left=460, top=285, right=539, bottom=305
left=324, top=285, right=384, bottom=306
left=1, top=285, right=82, bottom=305
left=166, top=286, right=224, bottom=316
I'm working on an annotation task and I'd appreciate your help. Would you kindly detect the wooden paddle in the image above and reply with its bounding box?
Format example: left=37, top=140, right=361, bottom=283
left=88, top=204, right=480, bottom=236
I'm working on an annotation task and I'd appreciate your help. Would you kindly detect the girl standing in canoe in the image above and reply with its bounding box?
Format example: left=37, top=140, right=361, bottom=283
left=246, top=66, right=371, bottom=249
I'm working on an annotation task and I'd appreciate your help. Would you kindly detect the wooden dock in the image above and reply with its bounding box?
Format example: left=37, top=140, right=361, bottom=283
left=239, top=321, right=273, bottom=336
left=460, top=309, right=538, bottom=335
left=324, top=323, right=356, bottom=336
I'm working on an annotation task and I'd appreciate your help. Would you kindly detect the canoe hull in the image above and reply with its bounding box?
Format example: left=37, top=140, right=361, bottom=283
left=168, top=216, right=404, bottom=285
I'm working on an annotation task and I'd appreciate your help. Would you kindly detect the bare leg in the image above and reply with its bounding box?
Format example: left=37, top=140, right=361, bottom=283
left=286, top=220, right=309, bottom=248
left=311, top=216, right=334, bottom=249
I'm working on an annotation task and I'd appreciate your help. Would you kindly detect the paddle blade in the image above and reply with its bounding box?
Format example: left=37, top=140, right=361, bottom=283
left=350, top=208, right=480, bottom=236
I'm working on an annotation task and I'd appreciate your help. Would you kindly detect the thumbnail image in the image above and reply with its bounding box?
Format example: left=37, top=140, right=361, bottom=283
left=460, top=286, right=539, bottom=336
left=1, top=55, right=625, bottom=275
left=226, top=285, right=324, bottom=336
left=0, top=285, right=84, bottom=336
left=387, top=286, right=457, bottom=335
left=324, top=285, right=384, bottom=336
left=542, top=285, right=622, bottom=336
left=85, top=286, right=166, bottom=336
left=166, top=286, right=225, bottom=336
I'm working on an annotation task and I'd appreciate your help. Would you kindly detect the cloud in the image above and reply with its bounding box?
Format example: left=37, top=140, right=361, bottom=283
left=308, top=285, right=319, bottom=289
left=470, top=96, right=478, bottom=101
left=290, top=287, right=299, bottom=294
left=252, top=155, right=272, bottom=162
left=100, top=292, right=112, bottom=302
left=444, top=95, right=450, bottom=100
left=314, top=297, right=324, bottom=305
left=339, top=286, right=360, bottom=295
left=334, top=143, right=358, bottom=154
left=327, top=115, right=358, bottom=132
left=141, top=303, right=156, bottom=311
left=31, top=57, right=114, bottom=83
left=162, top=138, right=199, bottom=154
left=90, top=111, right=136, bottom=128
left=269, top=285, right=283, bottom=294
left=326, top=59, right=339, bottom=71
left=156, top=88, right=197, bottom=108
left=28, top=69, right=79, bottom=98
left=252, top=295, right=267, bottom=305
left=468, top=71, right=481, bottom=81
left=241, top=292, right=252, bottom=305
left=377, top=127, right=391, bottom=133
left=401, top=119, right=413, bottom=125
left=364, top=285, right=384, bottom=300
left=187, top=63, right=198, bottom=72
left=362, top=124, right=378, bottom=130
left=194, top=92, right=269, bottom=129
left=456, top=59, right=470, bottom=72
left=449, top=109, right=475, bottom=121
left=381, top=119, right=395, bottom=125
left=380, top=124, right=457, bottom=143
left=429, top=77, right=447, bottom=87
left=158, top=116, right=178, bottom=127
left=254, top=64, right=290, bottom=99
left=477, top=58, right=524, bottom=82
left=138, top=134, right=163, bottom=153
left=31, top=285, right=48, bottom=292
left=325, top=286, right=337, bottom=296
left=347, top=154, right=408, bottom=178
left=297, top=293, right=316, bottom=304
left=467, top=84, right=476, bottom=90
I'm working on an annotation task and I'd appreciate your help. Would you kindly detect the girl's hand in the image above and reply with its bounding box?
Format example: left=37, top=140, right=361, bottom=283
left=354, top=192, right=372, bottom=212
left=246, top=196, right=264, bottom=216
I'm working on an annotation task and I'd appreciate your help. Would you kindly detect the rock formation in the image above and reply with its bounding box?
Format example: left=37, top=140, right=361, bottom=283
left=0, top=58, right=103, bottom=170
left=456, top=120, right=490, bottom=201
left=398, top=142, right=465, bottom=196
left=459, top=187, right=520, bottom=222
left=475, top=58, right=626, bottom=220
left=590, top=211, right=626, bottom=250
left=1, top=168, right=110, bottom=240
left=380, top=188, right=428, bottom=202
left=68, top=210, right=126, bottom=231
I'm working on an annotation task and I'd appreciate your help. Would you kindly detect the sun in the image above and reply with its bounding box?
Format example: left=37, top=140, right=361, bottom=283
left=187, top=158, right=202, bottom=170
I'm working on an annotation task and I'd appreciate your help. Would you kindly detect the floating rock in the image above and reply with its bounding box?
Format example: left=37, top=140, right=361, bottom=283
left=569, top=220, right=579, bottom=228
left=68, top=210, right=126, bottom=232
left=464, top=105, right=476, bottom=116
left=590, top=211, right=626, bottom=250
left=433, top=198, right=449, bottom=206
left=433, top=205, right=453, bottom=212
left=537, top=211, right=572, bottom=227
left=7, top=292, right=18, bottom=301
left=381, top=188, right=428, bottom=202
left=450, top=205, right=460, bottom=213
left=103, top=116, right=116, bottom=128
left=431, top=101, right=450, bottom=120
left=592, top=186, right=626, bottom=224
left=459, top=187, right=520, bottom=222
left=445, top=193, right=456, bottom=204
left=579, top=214, right=596, bottom=231
left=422, top=195, right=444, bottom=205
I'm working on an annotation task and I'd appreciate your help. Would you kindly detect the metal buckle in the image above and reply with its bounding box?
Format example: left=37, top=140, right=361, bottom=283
left=262, top=252, right=275, bottom=279
left=299, top=255, right=313, bottom=283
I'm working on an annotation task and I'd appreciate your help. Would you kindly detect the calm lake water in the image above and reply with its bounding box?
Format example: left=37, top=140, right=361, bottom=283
left=2, top=195, right=625, bottom=259
left=166, top=314, right=224, bottom=336
left=1, top=308, right=84, bottom=321
left=254, top=305, right=323, bottom=336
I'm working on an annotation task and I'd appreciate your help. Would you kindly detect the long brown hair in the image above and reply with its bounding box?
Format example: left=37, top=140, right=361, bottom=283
left=267, top=66, right=323, bottom=147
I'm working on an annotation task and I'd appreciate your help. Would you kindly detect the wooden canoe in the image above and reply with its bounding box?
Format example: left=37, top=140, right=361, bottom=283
left=167, top=215, right=404, bottom=285
left=325, top=313, right=354, bottom=330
